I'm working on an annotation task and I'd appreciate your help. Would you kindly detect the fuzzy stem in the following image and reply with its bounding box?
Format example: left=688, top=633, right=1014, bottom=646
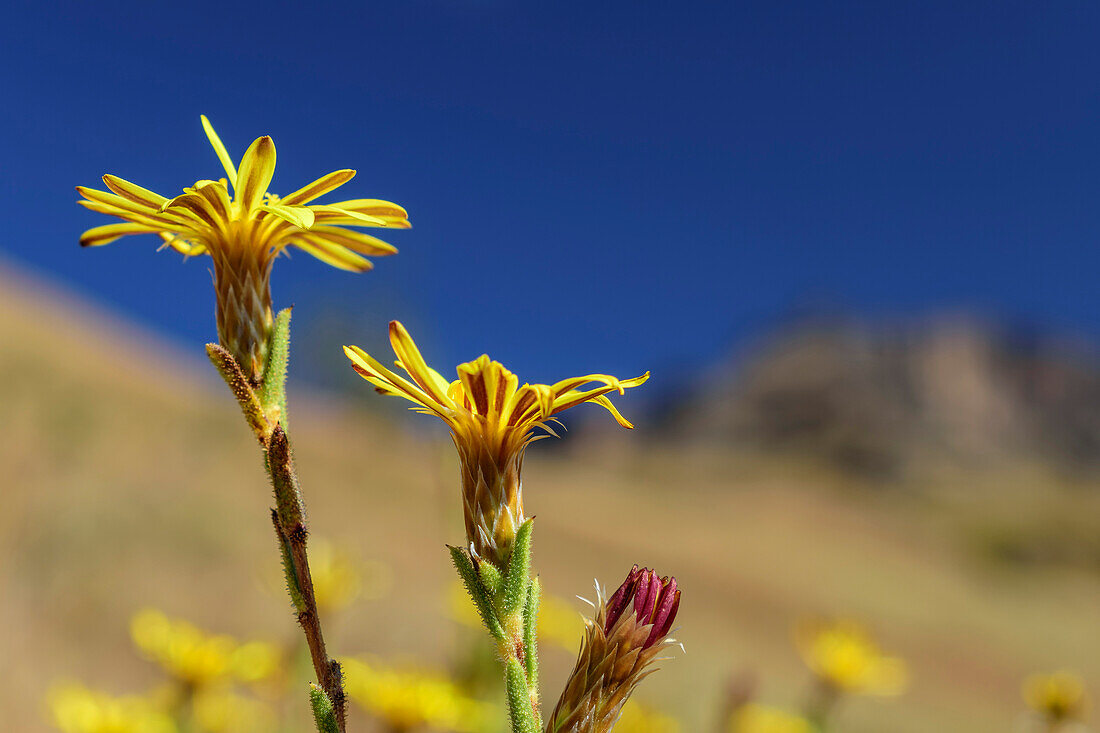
left=267, top=428, right=347, bottom=731
left=207, top=325, right=348, bottom=733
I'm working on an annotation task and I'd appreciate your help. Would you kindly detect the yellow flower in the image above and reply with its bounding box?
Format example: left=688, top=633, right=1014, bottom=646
left=342, top=656, right=498, bottom=733
left=344, top=321, right=648, bottom=570
left=728, top=703, right=813, bottom=733
left=78, top=115, right=409, bottom=381
left=129, top=609, right=280, bottom=687
left=48, top=683, right=176, bottom=733
left=191, top=689, right=278, bottom=733
left=794, top=618, right=908, bottom=697
left=1023, top=671, right=1090, bottom=722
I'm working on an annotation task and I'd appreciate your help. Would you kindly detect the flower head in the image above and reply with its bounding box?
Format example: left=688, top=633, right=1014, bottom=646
left=78, top=116, right=409, bottom=381
left=129, top=608, right=280, bottom=687
left=344, top=321, right=648, bottom=569
left=545, top=566, right=681, bottom=733
left=794, top=619, right=908, bottom=697
left=1023, top=671, right=1090, bottom=723
left=342, top=656, right=497, bottom=733
left=48, top=683, right=176, bottom=733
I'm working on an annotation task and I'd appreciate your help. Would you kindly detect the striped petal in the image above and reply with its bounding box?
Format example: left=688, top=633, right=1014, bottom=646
left=78, top=187, right=194, bottom=229
left=291, top=236, right=372, bottom=272
left=102, top=175, right=168, bottom=209
left=79, top=222, right=159, bottom=247
left=309, top=206, right=387, bottom=227
left=456, top=355, right=520, bottom=421
left=343, top=344, right=451, bottom=420
left=304, top=226, right=398, bottom=256
left=280, top=169, right=355, bottom=206
left=388, top=321, right=455, bottom=407
left=200, top=115, right=238, bottom=188
left=326, top=198, right=409, bottom=221
left=236, top=135, right=276, bottom=213
left=77, top=199, right=181, bottom=230
left=161, top=192, right=221, bottom=230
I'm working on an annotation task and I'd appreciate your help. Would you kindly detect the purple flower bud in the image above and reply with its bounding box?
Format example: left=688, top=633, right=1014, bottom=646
left=603, top=565, right=681, bottom=649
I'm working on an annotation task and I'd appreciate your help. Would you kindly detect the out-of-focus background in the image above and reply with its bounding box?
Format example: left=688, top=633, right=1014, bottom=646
left=3, top=2, right=1100, bottom=731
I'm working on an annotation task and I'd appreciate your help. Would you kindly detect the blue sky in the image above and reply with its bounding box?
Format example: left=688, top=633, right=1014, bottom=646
left=2, top=1, right=1099, bottom=386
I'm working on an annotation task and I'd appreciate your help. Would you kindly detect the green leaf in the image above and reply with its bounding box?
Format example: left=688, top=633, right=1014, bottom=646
left=503, top=519, right=534, bottom=620
left=505, top=658, right=540, bottom=733
left=259, top=307, right=292, bottom=428
left=309, top=684, right=340, bottom=733
left=523, top=577, right=541, bottom=688
left=449, top=546, right=505, bottom=642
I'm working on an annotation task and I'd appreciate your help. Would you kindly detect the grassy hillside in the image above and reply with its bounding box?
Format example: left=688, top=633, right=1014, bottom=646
left=2, top=262, right=1099, bottom=732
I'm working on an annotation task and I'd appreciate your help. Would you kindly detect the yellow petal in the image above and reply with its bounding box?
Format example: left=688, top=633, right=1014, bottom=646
left=309, top=206, right=386, bottom=227
left=79, top=222, right=159, bottom=247
left=235, top=135, right=276, bottom=213
left=161, top=192, right=221, bottom=230
left=77, top=199, right=179, bottom=230
left=343, top=344, right=448, bottom=418
left=192, top=180, right=233, bottom=221
left=259, top=203, right=315, bottom=229
left=78, top=187, right=192, bottom=229
left=548, top=373, right=622, bottom=398
left=305, top=226, right=398, bottom=256
left=388, top=321, right=454, bottom=408
left=280, top=169, right=356, bottom=206
left=291, top=237, right=372, bottom=272
left=326, top=198, right=409, bottom=221
left=456, top=355, right=519, bottom=420
left=200, top=115, right=238, bottom=189
left=102, top=175, right=168, bottom=209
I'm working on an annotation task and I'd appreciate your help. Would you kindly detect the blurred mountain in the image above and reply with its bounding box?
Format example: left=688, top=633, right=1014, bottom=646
left=652, top=315, right=1100, bottom=479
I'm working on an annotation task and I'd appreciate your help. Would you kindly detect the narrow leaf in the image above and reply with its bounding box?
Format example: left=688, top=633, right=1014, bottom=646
left=523, top=577, right=541, bottom=688
left=259, top=307, right=292, bottom=427
left=503, top=519, right=534, bottom=620
left=449, top=546, right=505, bottom=642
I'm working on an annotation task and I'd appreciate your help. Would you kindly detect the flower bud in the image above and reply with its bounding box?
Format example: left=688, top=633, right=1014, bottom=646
left=545, top=566, right=681, bottom=733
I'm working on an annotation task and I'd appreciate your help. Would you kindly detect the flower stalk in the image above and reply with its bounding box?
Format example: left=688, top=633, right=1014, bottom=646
left=208, top=310, right=346, bottom=732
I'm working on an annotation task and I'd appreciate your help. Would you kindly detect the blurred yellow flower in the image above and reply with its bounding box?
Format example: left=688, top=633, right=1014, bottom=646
left=794, top=618, right=908, bottom=696
left=447, top=581, right=584, bottom=652
left=343, top=656, right=498, bottom=733
left=129, top=609, right=280, bottom=687
left=307, top=540, right=393, bottom=612
left=615, top=700, right=682, bottom=733
left=728, top=703, right=813, bottom=733
left=1023, top=671, right=1090, bottom=722
left=78, top=115, right=408, bottom=380
left=191, top=689, right=278, bottom=733
left=48, top=683, right=176, bottom=733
